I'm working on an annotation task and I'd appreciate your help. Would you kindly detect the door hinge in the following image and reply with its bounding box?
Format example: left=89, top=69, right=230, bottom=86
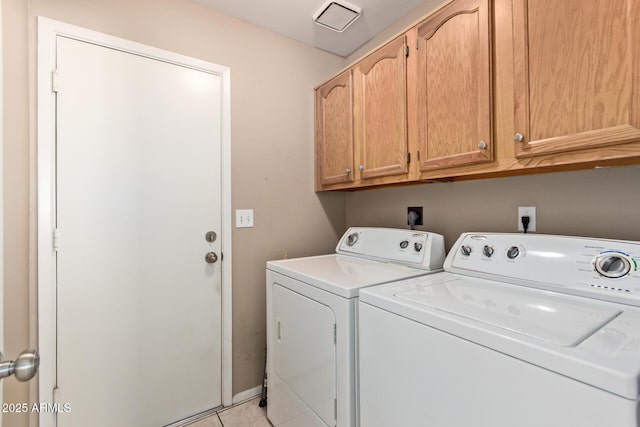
left=334, top=398, right=337, bottom=420
left=53, top=228, right=60, bottom=252
left=416, top=39, right=419, bottom=50
left=333, top=324, right=337, bottom=344
left=52, top=70, right=60, bottom=93
left=405, top=45, right=410, bottom=57
left=417, top=150, right=421, bottom=161
left=406, top=152, right=411, bottom=163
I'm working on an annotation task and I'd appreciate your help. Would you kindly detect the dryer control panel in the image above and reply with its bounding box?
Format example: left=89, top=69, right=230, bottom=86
left=446, top=233, right=640, bottom=307
left=336, top=227, right=445, bottom=271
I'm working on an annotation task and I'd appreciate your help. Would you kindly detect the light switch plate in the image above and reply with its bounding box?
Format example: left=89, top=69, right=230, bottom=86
left=236, top=209, right=254, bottom=228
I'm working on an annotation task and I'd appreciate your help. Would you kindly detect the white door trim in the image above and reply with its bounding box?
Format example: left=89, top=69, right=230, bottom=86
left=36, top=17, right=233, bottom=425
left=0, top=1, right=4, bottom=422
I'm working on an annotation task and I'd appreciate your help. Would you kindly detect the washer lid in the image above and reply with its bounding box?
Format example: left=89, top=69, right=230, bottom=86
left=267, top=254, right=431, bottom=298
left=395, top=276, right=621, bottom=346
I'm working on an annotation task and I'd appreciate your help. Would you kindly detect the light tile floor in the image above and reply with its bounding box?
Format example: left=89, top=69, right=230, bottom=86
left=187, top=397, right=272, bottom=427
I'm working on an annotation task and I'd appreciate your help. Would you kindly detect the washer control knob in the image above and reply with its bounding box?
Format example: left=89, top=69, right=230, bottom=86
left=460, top=245, right=472, bottom=256
left=594, top=254, right=632, bottom=279
left=483, top=245, right=495, bottom=258
left=414, top=242, right=423, bottom=252
left=346, top=233, right=359, bottom=247
left=507, top=246, right=520, bottom=259
left=400, top=240, right=409, bottom=249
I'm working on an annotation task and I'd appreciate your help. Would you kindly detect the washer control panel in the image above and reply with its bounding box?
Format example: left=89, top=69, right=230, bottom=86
left=447, top=233, right=640, bottom=306
left=336, top=227, right=445, bottom=271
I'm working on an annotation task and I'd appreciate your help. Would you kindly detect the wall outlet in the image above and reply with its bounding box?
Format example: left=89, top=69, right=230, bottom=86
left=517, top=206, right=536, bottom=232
left=236, top=209, right=254, bottom=228
left=407, top=206, right=423, bottom=227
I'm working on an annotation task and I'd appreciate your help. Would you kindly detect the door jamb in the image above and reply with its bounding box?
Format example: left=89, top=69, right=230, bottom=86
left=0, top=1, right=4, bottom=422
left=36, top=18, right=233, bottom=426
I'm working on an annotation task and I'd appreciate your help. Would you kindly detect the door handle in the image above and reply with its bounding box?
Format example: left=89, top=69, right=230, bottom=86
left=0, top=349, right=40, bottom=382
left=205, top=252, right=218, bottom=264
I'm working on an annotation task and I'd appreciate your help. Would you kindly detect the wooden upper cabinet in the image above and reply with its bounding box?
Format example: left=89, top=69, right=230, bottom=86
left=315, top=70, right=354, bottom=188
left=353, top=36, right=409, bottom=180
left=415, top=0, right=493, bottom=171
left=513, top=0, right=640, bottom=158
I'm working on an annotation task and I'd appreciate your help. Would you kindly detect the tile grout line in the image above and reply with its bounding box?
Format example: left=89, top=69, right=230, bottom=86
left=216, top=411, right=225, bottom=426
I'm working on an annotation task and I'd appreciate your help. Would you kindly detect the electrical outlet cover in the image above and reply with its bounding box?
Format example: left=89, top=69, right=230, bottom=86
left=407, top=206, right=423, bottom=226
left=517, top=206, right=536, bottom=232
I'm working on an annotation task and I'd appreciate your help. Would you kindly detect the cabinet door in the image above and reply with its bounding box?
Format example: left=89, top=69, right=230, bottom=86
left=415, top=0, right=493, bottom=171
left=315, top=70, right=355, bottom=188
left=513, top=0, right=640, bottom=158
left=353, top=36, right=409, bottom=180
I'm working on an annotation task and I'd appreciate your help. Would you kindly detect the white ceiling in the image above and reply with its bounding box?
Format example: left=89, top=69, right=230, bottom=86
left=193, top=0, right=428, bottom=57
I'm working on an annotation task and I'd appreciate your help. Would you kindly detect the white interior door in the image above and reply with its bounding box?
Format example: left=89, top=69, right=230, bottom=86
left=54, top=35, right=223, bottom=427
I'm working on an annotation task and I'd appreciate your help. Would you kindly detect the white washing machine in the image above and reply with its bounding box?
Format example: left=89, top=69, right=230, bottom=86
left=359, top=232, right=640, bottom=427
left=266, top=227, right=445, bottom=427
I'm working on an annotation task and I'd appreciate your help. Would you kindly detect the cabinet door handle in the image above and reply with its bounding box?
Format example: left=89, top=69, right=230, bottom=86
left=344, top=168, right=351, bottom=175
left=513, top=133, right=525, bottom=143
left=358, top=165, right=364, bottom=172
left=478, top=140, right=487, bottom=149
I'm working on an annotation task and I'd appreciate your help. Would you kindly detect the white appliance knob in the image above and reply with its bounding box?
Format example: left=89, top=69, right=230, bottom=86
left=414, top=242, right=423, bottom=252
left=399, top=240, right=409, bottom=249
left=483, top=245, right=495, bottom=258
left=460, top=245, right=472, bottom=256
left=507, top=246, right=520, bottom=259
left=594, top=254, right=632, bottom=279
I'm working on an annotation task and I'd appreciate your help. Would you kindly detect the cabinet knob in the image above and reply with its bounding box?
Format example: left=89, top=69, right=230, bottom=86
left=358, top=165, right=364, bottom=172
left=345, top=168, right=351, bottom=175
left=513, top=133, right=525, bottom=143
left=478, top=140, right=487, bottom=150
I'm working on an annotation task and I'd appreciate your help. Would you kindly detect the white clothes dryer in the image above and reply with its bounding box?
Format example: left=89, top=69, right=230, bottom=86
left=266, top=227, right=445, bottom=427
left=359, top=232, right=640, bottom=427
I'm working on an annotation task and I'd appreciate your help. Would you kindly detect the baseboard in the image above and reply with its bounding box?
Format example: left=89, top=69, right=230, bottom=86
left=231, top=385, right=262, bottom=405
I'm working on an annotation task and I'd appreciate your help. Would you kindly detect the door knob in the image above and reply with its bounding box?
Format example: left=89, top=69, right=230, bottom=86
left=0, top=349, right=40, bottom=382
left=205, top=252, right=218, bottom=264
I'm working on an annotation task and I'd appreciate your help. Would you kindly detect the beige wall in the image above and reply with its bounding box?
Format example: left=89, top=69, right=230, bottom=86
left=3, top=0, right=346, bottom=424
left=3, top=0, right=31, bottom=425
left=346, top=165, right=640, bottom=250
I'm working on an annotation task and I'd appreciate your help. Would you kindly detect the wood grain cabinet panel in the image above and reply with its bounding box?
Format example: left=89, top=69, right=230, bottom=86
left=353, top=36, right=410, bottom=180
left=315, top=70, right=354, bottom=188
left=415, top=0, right=493, bottom=172
left=513, top=0, right=640, bottom=158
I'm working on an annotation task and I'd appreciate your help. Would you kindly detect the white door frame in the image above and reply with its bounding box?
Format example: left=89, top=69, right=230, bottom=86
left=0, top=0, right=4, bottom=422
left=36, top=17, right=233, bottom=425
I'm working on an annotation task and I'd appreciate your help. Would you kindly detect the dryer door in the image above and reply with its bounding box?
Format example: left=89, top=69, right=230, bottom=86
left=273, top=284, right=337, bottom=426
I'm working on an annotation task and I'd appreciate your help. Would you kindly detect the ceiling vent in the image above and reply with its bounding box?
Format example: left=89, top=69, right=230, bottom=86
left=313, top=0, right=362, bottom=32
